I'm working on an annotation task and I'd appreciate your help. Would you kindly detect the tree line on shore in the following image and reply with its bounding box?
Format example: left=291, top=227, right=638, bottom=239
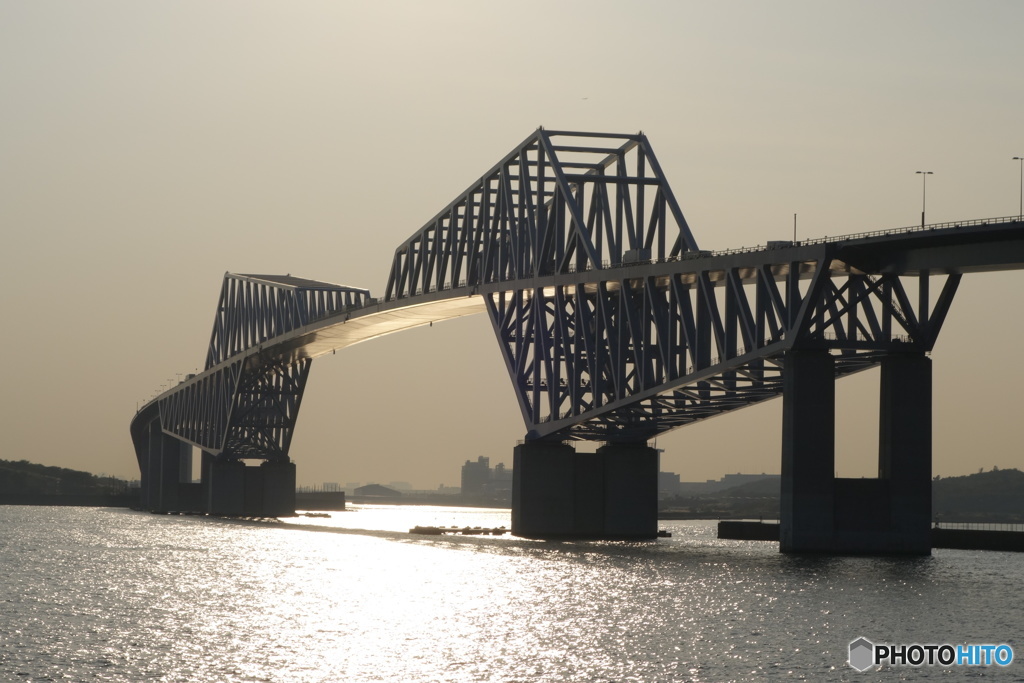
left=0, top=459, right=130, bottom=497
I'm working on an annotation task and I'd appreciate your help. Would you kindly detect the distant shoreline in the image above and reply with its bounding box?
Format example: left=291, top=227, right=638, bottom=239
left=3, top=493, right=1020, bottom=526
left=0, top=493, right=139, bottom=507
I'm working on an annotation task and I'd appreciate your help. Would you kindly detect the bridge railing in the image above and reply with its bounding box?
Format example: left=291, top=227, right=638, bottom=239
left=221, top=212, right=1016, bottom=361
left=384, top=215, right=1022, bottom=298
left=800, top=214, right=1022, bottom=246
left=605, top=214, right=1022, bottom=266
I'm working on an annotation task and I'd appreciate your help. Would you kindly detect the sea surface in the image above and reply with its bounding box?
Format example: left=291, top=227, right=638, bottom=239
left=1, top=504, right=1021, bottom=682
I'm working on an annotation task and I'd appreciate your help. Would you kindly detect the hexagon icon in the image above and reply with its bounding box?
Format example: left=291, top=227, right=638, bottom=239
left=848, top=637, right=875, bottom=672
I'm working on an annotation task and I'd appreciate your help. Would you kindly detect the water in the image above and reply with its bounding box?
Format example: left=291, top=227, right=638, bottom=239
left=1, top=505, right=1021, bottom=682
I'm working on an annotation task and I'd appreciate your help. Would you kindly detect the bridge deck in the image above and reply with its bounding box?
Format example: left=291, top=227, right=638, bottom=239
left=147, top=217, right=1024, bottom=413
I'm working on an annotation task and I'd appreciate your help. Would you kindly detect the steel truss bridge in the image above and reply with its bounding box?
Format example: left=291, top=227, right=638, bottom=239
left=131, top=129, right=1024, bottom=525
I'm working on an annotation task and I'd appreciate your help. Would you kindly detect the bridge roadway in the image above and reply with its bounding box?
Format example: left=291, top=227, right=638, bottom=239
left=154, top=214, right=1024, bottom=433
left=164, top=216, right=1024, bottom=392
left=131, top=129, right=1024, bottom=553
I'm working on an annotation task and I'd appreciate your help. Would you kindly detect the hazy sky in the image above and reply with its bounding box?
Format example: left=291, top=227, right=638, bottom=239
left=2, top=1, right=1023, bottom=488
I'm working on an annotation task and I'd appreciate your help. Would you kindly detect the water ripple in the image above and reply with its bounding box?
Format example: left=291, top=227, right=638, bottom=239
left=1, top=507, right=1021, bottom=681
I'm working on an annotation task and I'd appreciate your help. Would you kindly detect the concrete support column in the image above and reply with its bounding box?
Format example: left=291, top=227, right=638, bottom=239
left=142, top=421, right=162, bottom=510
left=153, top=433, right=189, bottom=513
left=878, top=353, right=932, bottom=554
left=200, top=452, right=215, bottom=513
left=204, top=458, right=296, bottom=517
left=243, top=465, right=265, bottom=516
left=780, top=349, right=933, bottom=555
left=261, top=461, right=297, bottom=518
left=512, top=441, right=659, bottom=539
left=512, top=441, right=576, bottom=537
left=207, top=459, right=246, bottom=516
left=597, top=443, right=659, bottom=538
left=780, top=350, right=836, bottom=552
left=177, top=445, right=192, bottom=484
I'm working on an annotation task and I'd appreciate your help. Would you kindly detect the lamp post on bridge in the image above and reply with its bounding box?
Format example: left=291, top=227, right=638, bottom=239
left=1013, top=156, right=1023, bottom=220
left=915, top=171, right=933, bottom=228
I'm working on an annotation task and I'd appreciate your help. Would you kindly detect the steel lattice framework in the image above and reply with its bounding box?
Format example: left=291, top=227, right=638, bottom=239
left=206, top=273, right=370, bottom=368
left=158, top=274, right=369, bottom=460
left=486, top=253, right=961, bottom=442
left=383, top=129, right=966, bottom=442
left=385, top=130, right=698, bottom=299
left=131, top=129, right=1024, bottom=479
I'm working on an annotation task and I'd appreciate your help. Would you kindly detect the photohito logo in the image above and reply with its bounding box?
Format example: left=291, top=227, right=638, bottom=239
left=848, top=637, right=1014, bottom=672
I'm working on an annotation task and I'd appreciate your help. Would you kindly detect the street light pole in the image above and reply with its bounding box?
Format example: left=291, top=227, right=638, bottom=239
left=916, top=171, right=933, bottom=228
left=1014, top=156, right=1023, bottom=220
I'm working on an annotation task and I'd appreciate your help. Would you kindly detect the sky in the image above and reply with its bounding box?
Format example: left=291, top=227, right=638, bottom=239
left=2, top=1, right=1023, bottom=489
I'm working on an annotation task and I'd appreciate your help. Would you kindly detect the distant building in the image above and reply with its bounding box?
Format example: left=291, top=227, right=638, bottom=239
left=492, top=462, right=513, bottom=493
left=658, top=471, right=681, bottom=498
left=461, top=456, right=512, bottom=500
left=354, top=484, right=402, bottom=498
left=461, top=456, right=492, bottom=496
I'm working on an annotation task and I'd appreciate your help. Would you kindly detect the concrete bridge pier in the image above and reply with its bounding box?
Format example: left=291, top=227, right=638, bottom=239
left=138, top=420, right=156, bottom=510
left=144, top=423, right=192, bottom=513
left=877, top=353, right=932, bottom=554
left=780, top=350, right=932, bottom=555
left=512, top=441, right=658, bottom=539
left=205, top=458, right=296, bottom=517
left=207, top=459, right=246, bottom=516
left=256, top=460, right=296, bottom=517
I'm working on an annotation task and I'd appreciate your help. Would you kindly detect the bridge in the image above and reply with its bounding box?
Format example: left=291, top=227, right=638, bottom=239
left=130, top=129, right=1024, bottom=554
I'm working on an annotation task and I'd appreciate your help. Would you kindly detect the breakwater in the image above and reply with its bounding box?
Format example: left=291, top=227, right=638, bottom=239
left=718, top=520, right=1024, bottom=552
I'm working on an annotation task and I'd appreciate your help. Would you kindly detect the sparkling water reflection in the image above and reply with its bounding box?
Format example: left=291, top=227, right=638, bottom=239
left=1, top=505, right=1021, bottom=681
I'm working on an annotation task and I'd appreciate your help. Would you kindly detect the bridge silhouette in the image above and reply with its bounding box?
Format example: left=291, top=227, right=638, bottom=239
left=130, top=129, right=1024, bottom=553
